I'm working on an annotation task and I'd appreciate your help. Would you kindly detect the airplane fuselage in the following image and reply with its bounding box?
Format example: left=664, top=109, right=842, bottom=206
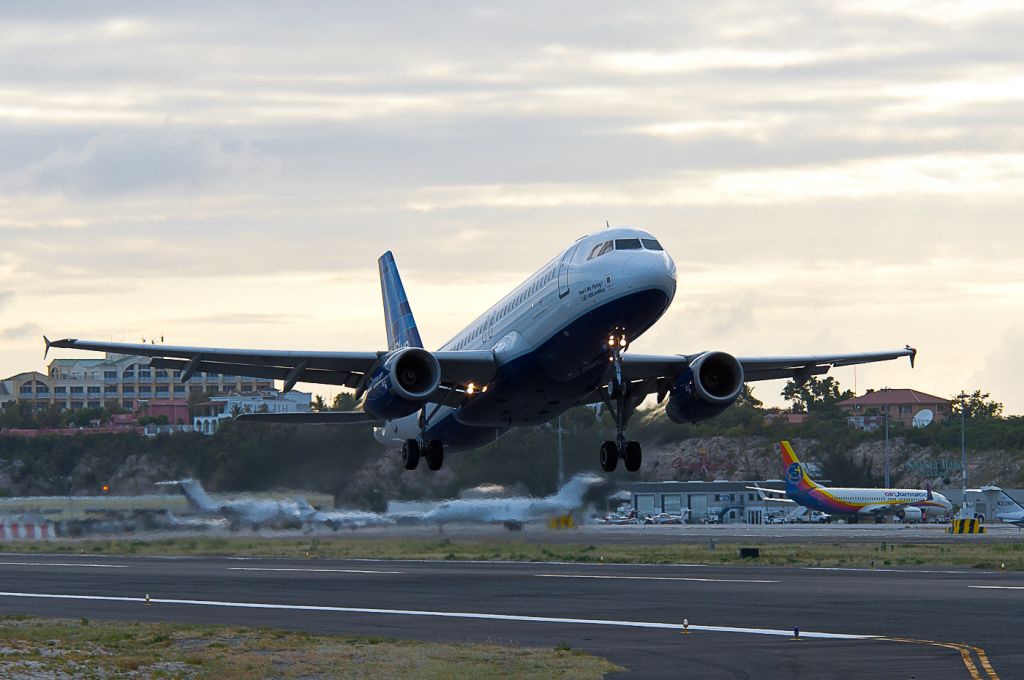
left=789, top=486, right=952, bottom=518
left=375, top=227, right=677, bottom=452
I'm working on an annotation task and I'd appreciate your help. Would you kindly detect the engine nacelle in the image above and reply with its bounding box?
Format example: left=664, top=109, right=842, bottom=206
left=363, top=347, right=441, bottom=420
left=665, top=351, right=744, bottom=424
left=900, top=506, right=923, bottom=523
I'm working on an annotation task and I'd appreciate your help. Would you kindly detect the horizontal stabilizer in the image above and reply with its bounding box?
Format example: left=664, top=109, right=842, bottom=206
left=234, top=411, right=384, bottom=426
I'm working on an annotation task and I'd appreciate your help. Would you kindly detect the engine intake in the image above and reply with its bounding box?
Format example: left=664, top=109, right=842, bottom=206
left=364, top=347, right=441, bottom=420
left=665, top=351, right=744, bottom=424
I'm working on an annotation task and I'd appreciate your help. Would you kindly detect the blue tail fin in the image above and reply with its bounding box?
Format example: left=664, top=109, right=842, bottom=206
left=378, top=251, right=424, bottom=350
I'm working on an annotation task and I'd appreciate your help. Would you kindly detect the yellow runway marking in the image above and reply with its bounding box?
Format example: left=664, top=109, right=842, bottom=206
left=883, top=637, right=999, bottom=680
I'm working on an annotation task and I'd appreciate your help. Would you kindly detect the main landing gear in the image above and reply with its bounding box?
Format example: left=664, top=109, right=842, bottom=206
left=402, top=439, right=444, bottom=471
left=598, top=331, right=643, bottom=473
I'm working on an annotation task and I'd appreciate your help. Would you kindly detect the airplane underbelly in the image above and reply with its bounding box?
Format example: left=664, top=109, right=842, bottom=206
left=456, top=288, right=670, bottom=427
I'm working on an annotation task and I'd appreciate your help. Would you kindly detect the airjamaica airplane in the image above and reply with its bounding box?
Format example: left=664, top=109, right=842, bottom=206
left=752, top=441, right=952, bottom=522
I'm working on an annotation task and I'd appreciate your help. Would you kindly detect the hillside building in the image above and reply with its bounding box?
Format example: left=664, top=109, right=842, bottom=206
left=0, top=353, right=275, bottom=412
left=837, top=388, right=951, bottom=430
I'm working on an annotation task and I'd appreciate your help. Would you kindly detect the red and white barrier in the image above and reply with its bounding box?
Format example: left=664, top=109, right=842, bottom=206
left=0, top=521, right=54, bottom=540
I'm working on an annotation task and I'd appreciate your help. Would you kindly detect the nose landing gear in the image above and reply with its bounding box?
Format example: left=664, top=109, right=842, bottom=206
left=598, top=331, right=644, bottom=472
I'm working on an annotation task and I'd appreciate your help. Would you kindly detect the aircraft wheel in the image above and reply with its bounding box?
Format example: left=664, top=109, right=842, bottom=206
left=402, top=439, right=421, bottom=470
left=623, top=440, right=642, bottom=472
left=425, top=440, right=444, bottom=471
left=600, top=440, right=619, bottom=472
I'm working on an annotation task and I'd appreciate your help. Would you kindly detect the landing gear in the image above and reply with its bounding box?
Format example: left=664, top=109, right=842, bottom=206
left=623, top=440, right=642, bottom=472
left=402, top=439, right=420, bottom=470
left=424, top=440, right=444, bottom=471
left=600, top=441, right=618, bottom=472
left=598, top=330, right=644, bottom=472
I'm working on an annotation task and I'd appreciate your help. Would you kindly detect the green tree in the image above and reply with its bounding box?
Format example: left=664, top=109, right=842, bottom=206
left=1, top=401, right=36, bottom=429
left=952, top=390, right=1003, bottom=419
left=782, top=376, right=853, bottom=413
left=735, top=384, right=764, bottom=409
left=312, top=394, right=328, bottom=411
left=331, top=392, right=362, bottom=411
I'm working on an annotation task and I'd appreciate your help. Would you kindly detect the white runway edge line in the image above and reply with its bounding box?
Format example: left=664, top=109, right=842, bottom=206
left=227, top=567, right=404, bottom=575
left=0, top=562, right=128, bottom=569
left=535, top=574, right=778, bottom=584
left=0, top=591, right=874, bottom=640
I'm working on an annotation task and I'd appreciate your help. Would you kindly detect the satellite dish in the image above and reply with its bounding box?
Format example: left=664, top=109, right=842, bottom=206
left=913, top=409, right=934, bottom=428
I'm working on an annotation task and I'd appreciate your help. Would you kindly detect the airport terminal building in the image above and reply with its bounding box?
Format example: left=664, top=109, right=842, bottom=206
left=623, top=480, right=789, bottom=524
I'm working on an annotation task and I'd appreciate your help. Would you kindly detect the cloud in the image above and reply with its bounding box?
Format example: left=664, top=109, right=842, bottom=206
left=0, top=322, right=40, bottom=340
left=0, top=290, right=11, bottom=311
left=7, top=129, right=279, bottom=198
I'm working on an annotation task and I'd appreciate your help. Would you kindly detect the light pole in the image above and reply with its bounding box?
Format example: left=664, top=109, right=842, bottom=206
left=959, top=391, right=968, bottom=518
left=557, top=415, right=565, bottom=487
left=880, top=399, right=888, bottom=489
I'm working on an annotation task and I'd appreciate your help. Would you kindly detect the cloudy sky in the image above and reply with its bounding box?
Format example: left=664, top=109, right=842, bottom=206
left=2, top=1, right=1023, bottom=412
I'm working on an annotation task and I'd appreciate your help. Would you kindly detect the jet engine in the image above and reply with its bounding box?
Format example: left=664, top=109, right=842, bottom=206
left=899, top=506, right=923, bottom=523
left=665, top=351, right=744, bottom=424
left=363, top=347, right=441, bottom=420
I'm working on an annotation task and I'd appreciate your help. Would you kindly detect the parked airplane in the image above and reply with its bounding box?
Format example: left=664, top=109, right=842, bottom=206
left=157, top=479, right=311, bottom=530
left=47, top=226, right=916, bottom=472
left=751, top=441, right=952, bottom=522
left=294, top=498, right=395, bottom=531
left=976, top=486, right=1024, bottom=527
left=392, top=473, right=603, bottom=530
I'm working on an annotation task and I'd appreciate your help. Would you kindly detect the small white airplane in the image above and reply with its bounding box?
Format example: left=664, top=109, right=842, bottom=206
left=977, top=486, right=1024, bottom=527
left=47, top=226, right=916, bottom=473
left=392, top=473, right=603, bottom=530
left=160, top=478, right=392, bottom=531
left=158, top=478, right=312, bottom=530
left=294, top=498, right=395, bottom=531
left=751, top=441, right=952, bottom=522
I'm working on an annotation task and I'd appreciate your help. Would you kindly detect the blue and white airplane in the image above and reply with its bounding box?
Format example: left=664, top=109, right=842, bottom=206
left=46, top=226, right=916, bottom=473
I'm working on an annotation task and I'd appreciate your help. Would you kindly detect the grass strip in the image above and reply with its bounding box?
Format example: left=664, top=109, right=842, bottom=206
left=0, top=615, right=620, bottom=679
left=2, top=536, right=1024, bottom=569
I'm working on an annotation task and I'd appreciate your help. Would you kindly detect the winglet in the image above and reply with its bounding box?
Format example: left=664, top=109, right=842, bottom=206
left=43, top=336, right=51, bottom=359
left=906, top=345, right=917, bottom=368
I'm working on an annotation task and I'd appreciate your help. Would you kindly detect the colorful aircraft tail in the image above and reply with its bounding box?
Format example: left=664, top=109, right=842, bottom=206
left=781, top=441, right=821, bottom=496
left=378, top=251, right=424, bottom=350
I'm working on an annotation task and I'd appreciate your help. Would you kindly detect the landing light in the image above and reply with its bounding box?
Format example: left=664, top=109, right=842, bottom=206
left=467, top=382, right=476, bottom=395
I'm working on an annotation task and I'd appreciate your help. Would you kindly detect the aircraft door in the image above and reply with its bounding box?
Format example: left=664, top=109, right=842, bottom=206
left=557, top=242, right=581, bottom=299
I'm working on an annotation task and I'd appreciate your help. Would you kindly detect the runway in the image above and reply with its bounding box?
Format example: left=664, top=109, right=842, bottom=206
left=0, top=554, right=1018, bottom=678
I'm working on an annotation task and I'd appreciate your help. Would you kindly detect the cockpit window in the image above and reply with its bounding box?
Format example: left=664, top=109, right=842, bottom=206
left=588, top=240, right=614, bottom=259
left=614, top=238, right=642, bottom=250
left=641, top=238, right=663, bottom=251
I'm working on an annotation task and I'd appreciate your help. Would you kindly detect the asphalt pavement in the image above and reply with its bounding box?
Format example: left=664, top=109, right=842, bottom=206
left=0, top=553, right=1018, bottom=678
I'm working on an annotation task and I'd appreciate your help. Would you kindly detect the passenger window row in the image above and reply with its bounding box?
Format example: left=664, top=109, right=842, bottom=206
left=587, top=237, right=663, bottom=260
left=452, top=265, right=558, bottom=350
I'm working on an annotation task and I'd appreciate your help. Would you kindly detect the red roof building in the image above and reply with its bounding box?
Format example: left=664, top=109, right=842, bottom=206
left=836, top=389, right=951, bottom=428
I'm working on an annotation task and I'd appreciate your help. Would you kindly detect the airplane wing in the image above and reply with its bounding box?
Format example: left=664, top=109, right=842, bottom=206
left=43, top=337, right=497, bottom=393
left=621, top=347, right=916, bottom=384
left=578, top=346, right=916, bottom=407
left=745, top=486, right=794, bottom=502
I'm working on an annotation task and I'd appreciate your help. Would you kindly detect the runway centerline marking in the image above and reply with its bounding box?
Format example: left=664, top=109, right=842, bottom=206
left=535, top=574, right=778, bottom=584
left=227, top=567, right=404, bottom=575
left=968, top=585, right=1024, bottom=590
left=0, top=562, right=128, bottom=569
left=0, top=591, right=869, bottom=640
